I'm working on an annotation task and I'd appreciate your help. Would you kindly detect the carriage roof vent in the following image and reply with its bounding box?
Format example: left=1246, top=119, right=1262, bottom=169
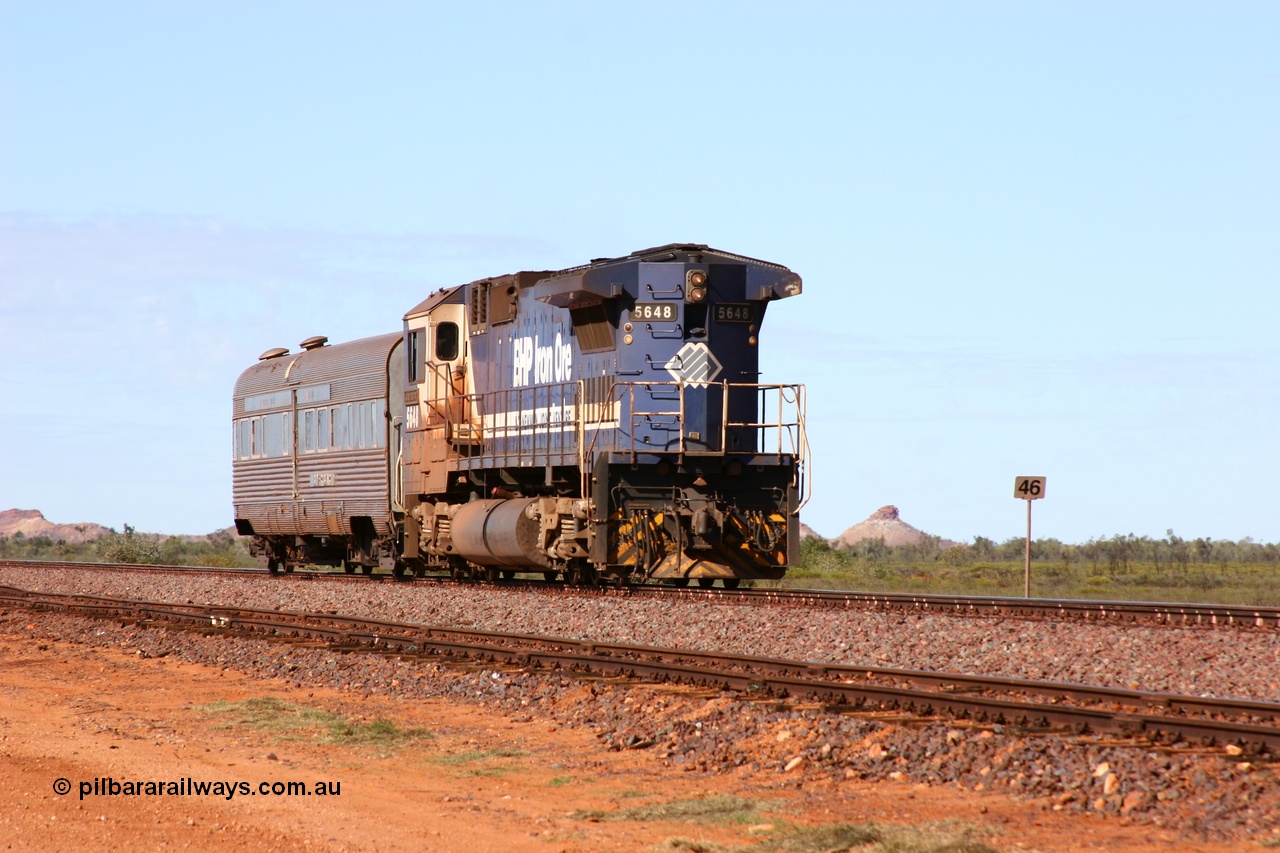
left=258, top=347, right=289, bottom=361
left=299, top=335, right=329, bottom=351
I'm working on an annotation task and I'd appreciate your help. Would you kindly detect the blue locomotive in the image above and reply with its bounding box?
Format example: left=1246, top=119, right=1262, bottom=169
left=233, top=243, right=808, bottom=585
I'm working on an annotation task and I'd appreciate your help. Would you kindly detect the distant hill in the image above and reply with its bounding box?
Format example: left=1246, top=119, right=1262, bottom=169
left=799, top=522, right=825, bottom=540
left=0, top=509, right=112, bottom=544
left=832, top=505, right=956, bottom=549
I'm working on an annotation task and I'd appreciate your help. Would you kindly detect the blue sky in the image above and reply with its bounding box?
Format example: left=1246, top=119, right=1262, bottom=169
left=1, top=2, right=1276, bottom=543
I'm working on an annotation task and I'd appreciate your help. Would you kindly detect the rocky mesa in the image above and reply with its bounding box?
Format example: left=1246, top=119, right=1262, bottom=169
left=831, top=505, right=945, bottom=549
left=0, top=509, right=111, bottom=544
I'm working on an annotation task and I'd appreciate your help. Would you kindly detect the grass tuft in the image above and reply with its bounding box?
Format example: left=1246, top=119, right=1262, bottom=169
left=200, top=697, right=432, bottom=750
left=572, top=795, right=764, bottom=826
left=428, top=746, right=530, bottom=777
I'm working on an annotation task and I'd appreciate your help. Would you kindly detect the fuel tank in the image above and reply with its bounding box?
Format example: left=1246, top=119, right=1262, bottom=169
left=450, top=498, right=552, bottom=568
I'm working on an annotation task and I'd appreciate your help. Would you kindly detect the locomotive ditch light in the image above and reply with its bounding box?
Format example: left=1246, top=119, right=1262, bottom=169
left=686, top=269, right=707, bottom=303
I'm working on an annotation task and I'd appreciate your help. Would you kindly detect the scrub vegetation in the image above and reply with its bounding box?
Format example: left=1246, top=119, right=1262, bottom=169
left=0, top=525, right=256, bottom=567
left=790, top=532, right=1280, bottom=605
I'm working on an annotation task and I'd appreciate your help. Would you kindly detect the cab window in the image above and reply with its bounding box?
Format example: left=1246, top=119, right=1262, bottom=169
left=435, top=321, right=459, bottom=361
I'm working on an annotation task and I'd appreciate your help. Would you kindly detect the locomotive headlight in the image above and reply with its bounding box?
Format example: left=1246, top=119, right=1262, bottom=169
left=686, top=270, right=707, bottom=303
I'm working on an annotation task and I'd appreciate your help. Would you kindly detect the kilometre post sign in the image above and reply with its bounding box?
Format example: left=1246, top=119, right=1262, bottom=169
left=1014, top=476, right=1046, bottom=500
left=1014, top=476, right=1046, bottom=598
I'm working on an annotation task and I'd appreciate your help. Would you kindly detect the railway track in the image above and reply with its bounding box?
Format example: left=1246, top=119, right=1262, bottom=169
left=2, top=583, right=1277, bottom=753
left=3, top=558, right=1278, bottom=630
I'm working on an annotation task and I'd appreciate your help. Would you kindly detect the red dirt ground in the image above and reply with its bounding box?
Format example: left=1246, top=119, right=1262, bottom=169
left=0, top=628, right=1249, bottom=852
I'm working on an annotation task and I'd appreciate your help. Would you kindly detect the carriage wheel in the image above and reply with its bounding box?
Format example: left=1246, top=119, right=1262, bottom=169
left=722, top=578, right=741, bottom=590
left=542, top=571, right=559, bottom=583
left=267, top=559, right=280, bottom=576
left=697, top=578, right=716, bottom=589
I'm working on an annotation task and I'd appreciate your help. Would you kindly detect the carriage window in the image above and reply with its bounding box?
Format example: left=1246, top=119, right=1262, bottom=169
left=264, top=413, right=284, bottom=456
left=333, top=405, right=347, bottom=449
left=317, top=408, right=330, bottom=451
left=371, top=398, right=386, bottom=447
left=235, top=415, right=291, bottom=459
left=435, top=321, right=459, bottom=361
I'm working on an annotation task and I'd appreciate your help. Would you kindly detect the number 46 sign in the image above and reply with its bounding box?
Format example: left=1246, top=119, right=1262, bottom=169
left=1014, top=476, right=1046, bottom=500
left=1013, top=476, right=1046, bottom=597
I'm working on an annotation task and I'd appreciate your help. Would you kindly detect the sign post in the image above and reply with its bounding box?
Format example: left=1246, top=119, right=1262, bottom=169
left=1013, top=476, right=1046, bottom=597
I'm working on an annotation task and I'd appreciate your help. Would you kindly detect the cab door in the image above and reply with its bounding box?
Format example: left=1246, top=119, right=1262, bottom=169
left=424, top=302, right=480, bottom=447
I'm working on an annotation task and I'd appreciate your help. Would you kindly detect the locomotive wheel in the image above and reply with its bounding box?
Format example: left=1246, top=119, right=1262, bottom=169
left=361, top=564, right=374, bottom=575
left=500, top=570, right=516, bottom=581
left=722, top=578, right=741, bottom=589
left=697, top=578, right=716, bottom=589
left=343, top=563, right=356, bottom=575
left=542, top=571, right=559, bottom=582
left=391, top=562, right=407, bottom=579
left=267, top=559, right=280, bottom=576
left=483, top=566, right=499, bottom=583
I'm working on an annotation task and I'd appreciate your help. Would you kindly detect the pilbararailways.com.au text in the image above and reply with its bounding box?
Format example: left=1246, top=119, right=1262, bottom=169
left=56, top=777, right=341, bottom=801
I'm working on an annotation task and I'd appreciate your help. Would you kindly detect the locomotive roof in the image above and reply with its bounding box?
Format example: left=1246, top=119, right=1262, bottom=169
left=574, top=243, right=793, bottom=273
left=403, top=244, right=799, bottom=320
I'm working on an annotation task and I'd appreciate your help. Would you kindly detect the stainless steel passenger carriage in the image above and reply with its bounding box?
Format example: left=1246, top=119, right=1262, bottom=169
left=232, top=333, right=404, bottom=573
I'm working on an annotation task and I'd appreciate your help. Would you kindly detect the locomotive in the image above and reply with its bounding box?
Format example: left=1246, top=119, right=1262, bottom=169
left=232, top=243, right=808, bottom=586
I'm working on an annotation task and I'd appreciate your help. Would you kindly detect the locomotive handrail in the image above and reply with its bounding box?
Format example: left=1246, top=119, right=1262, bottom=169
left=417, top=376, right=807, bottom=511
left=617, top=380, right=807, bottom=506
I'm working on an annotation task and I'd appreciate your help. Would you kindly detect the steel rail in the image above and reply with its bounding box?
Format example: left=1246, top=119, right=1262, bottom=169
left=2, top=585, right=1277, bottom=752
left=3, top=558, right=1277, bottom=630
